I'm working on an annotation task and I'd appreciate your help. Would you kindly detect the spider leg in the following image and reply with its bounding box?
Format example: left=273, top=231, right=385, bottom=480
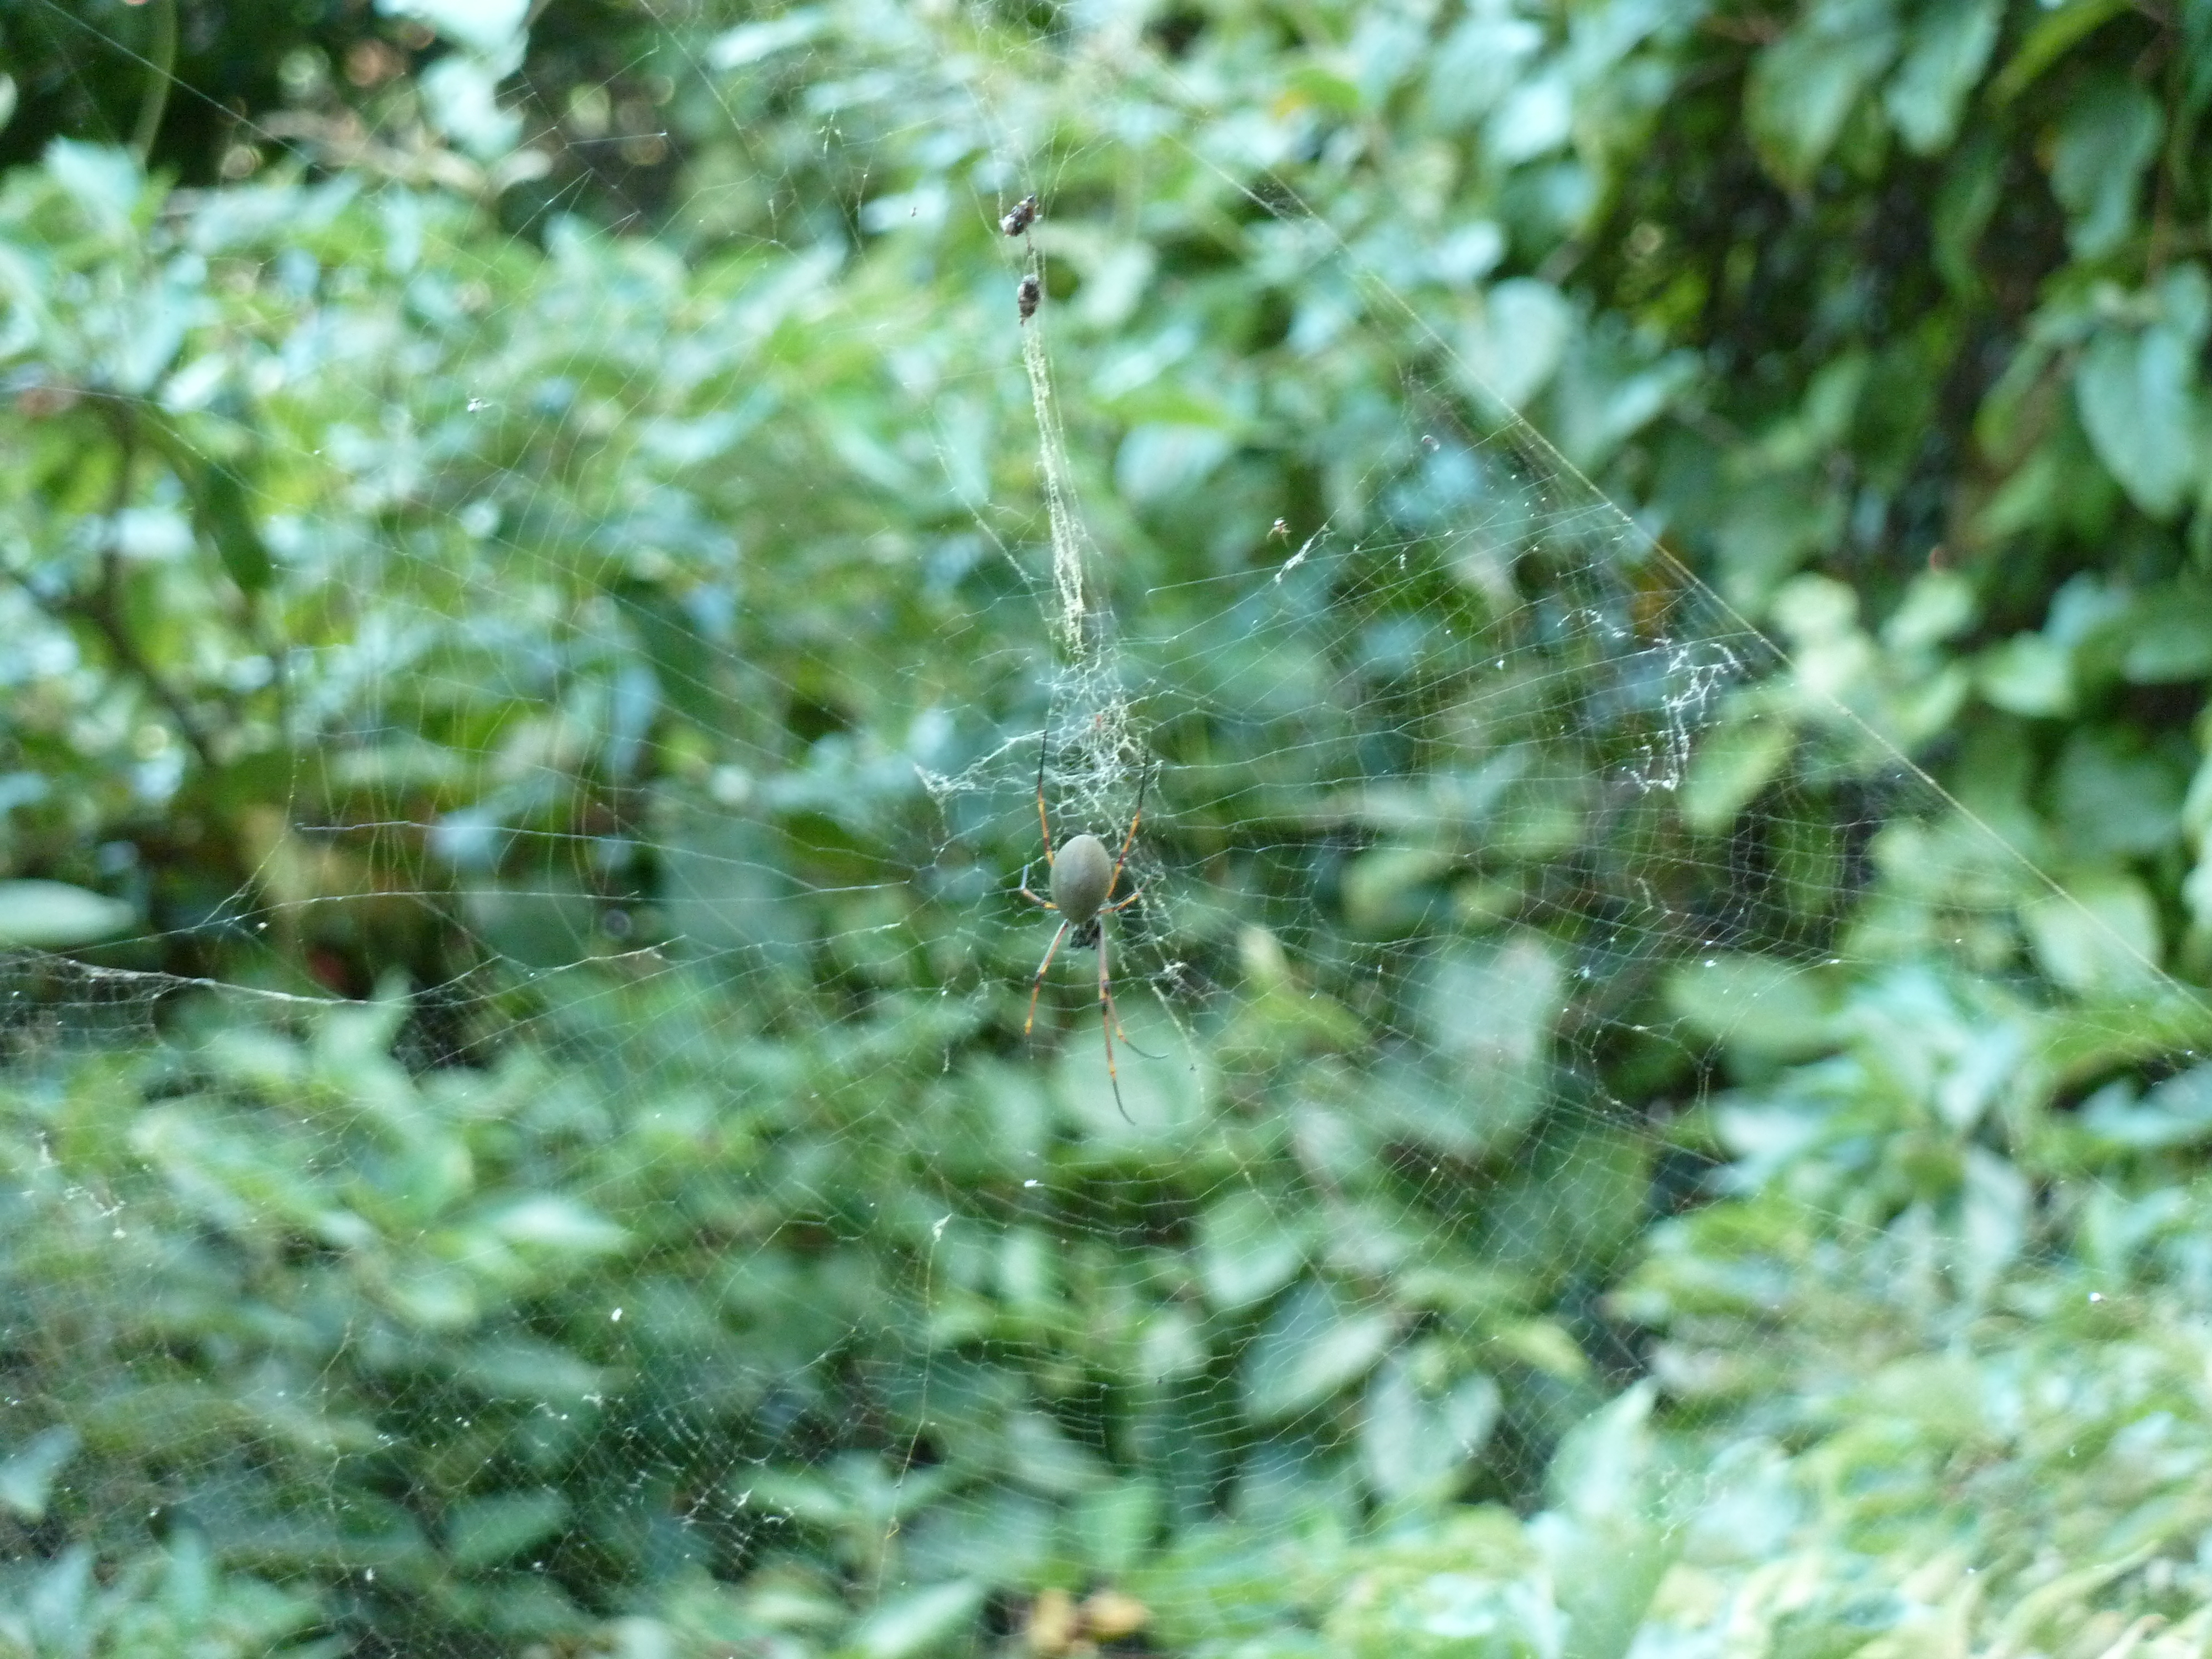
left=1016, top=858, right=1060, bottom=910
left=1102, top=884, right=1143, bottom=914
left=1098, top=767, right=1150, bottom=907
left=1098, top=921, right=1131, bottom=1124
left=1103, top=961, right=1166, bottom=1062
left=1024, top=919, right=1071, bottom=1037
left=1034, top=727, right=1055, bottom=864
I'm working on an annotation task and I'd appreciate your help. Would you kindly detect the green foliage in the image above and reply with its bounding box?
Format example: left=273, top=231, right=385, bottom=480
left=0, top=77, right=1696, bottom=1653
left=4, top=0, right=2212, bottom=1650
left=1613, top=971, right=2212, bottom=1659
left=0, top=1534, right=327, bottom=1659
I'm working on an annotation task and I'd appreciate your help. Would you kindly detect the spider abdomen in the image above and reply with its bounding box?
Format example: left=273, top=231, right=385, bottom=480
left=1051, top=833, right=1115, bottom=928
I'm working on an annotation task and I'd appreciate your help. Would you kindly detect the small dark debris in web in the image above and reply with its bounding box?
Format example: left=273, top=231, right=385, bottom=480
left=1018, top=274, right=1041, bottom=322
left=1001, top=194, right=1039, bottom=237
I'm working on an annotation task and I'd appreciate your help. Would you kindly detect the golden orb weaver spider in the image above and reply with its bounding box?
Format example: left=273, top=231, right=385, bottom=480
left=1018, top=733, right=1152, bottom=1121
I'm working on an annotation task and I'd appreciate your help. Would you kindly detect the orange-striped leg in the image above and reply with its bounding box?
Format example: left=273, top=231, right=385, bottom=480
left=1097, top=927, right=1165, bottom=1062
left=1034, top=730, right=1055, bottom=863
left=1098, top=770, right=1149, bottom=907
left=1024, top=919, right=1070, bottom=1036
left=1098, top=920, right=1130, bottom=1123
left=1101, top=887, right=1162, bottom=1056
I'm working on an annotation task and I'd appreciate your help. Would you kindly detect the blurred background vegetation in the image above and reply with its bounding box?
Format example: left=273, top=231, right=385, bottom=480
left=6, top=0, right=2212, bottom=1654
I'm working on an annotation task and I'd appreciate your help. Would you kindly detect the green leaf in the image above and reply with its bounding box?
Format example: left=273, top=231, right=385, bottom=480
left=1881, top=568, right=1976, bottom=653
left=1425, top=936, right=1562, bottom=1070
left=1342, top=844, right=1457, bottom=935
left=1536, top=1385, right=1670, bottom=1659
left=1416, top=936, right=1563, bottom=1152
left=1071, top=1479, right=1161, bottom=1576
left=1989, top=0, right=2130, bottom=104
left=1114, top=422, right=1235, bottom=505
left=0, top=880, right=135, bottom=948
left=2076, top=322, right=2204, bottom=519
left=43, top=140, right=143, bottom=241
left=451, top=1340, right=608, bottom=1404
left=2081, top=1062, right=2212, bottom=1149
left=383, top=0, right=528, bottom=56
left=1745, top=0, right=1901, bottom=191
left=1324, top=1511, right=1553, bottom=1658
left=1713, top=473, right=1843, bottom=609
left=706, top=8, right=828, bottom=68
left=845, top=1579, right=987, bottom=1659
left=1489, top=75, right=1574, bottom=164
left=655, top=805, right=810, bottom=975
left=2185, top=0, right=2212, bottom=114
left=1682, top=706, right=1792, bottom=833
left=485, top=1195, right=629, bottom=1256
left=1665, top=953, right=1843, bottom=1058
left=444, top=1489, right=570, bottom=1571
left=1959, top=1145, right=2027, bottom=1301
left=1550, top=331, right=1697, bottom=470
left=1483, top=1124, right=1652, bottom=1287
left=1882, top=0, right=2000, bottom=153
left=1458, top=279, right=1572, bottom=410
left=1933, top=131, right=2004, bottom=290
left=1361, top=1354, right=1498, bottom=1501
left=1199, top=1190, right=1308, bottom=1311
left=195, top=457, right=274, bottom=593
left=1976, top=574, right=2132, bottom=716
left=0, top=1427, right=81, bottom=1521
left=2049, top=76, right=2161, bottom=258
left=27, top=1545, right=93, bottom=1653
left=1545, top=1381, right=1655, bottom=1525
left=1053, top=1006, right=1204, bottom=1137
left=2121, top=587, right=2212, bottom=682
left=2052, top=727, right=2186, bottom=858
left=2022, top=870, right=2163, bottom=995
left=1243, top=1282, right=1396, bottom=1422
left=1284, top=64, right=1365, bottom=115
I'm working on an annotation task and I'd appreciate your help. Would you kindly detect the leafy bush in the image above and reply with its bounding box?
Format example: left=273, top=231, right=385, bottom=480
left=6, top=0, right=2212, bottom=1651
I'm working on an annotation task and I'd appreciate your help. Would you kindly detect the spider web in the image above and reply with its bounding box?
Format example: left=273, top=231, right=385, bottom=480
left=0, top=2, right=2194, bottom=1656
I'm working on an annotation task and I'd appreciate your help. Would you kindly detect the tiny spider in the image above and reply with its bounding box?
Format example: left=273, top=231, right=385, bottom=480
left=1001, top=193, right=1039, bottom=237
left=1017, top=273, right=1042, bottom=322
left=1019, top=733, right=1152, bottom=1121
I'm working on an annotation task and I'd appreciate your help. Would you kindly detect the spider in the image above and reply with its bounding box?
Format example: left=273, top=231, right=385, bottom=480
left=1001, top=193, right=1039, bottom=237
left=1018, top=735, right=1152, bottom=1121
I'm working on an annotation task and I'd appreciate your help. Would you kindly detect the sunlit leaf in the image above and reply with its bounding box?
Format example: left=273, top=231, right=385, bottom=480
left=2076, top=321, right=2204, bottom=519
left=0, top=881, right=134, bottom=948
left=1882, top=0, right=2000, bottom=152
left=0, top=1427, right=80, bottom=1522
left=2050, top=75, right=2162, bottom=258
left=1745, top=0, right=1901, bottom=190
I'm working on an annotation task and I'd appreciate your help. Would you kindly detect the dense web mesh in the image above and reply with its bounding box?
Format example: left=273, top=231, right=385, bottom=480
left=0, top=1, right=2195, bottom=1655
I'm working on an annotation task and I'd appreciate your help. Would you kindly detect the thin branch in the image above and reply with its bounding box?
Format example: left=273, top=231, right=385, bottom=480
left=80, top=575, right=221, bottom=774
left=16, top=413, right=225, bottom=773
